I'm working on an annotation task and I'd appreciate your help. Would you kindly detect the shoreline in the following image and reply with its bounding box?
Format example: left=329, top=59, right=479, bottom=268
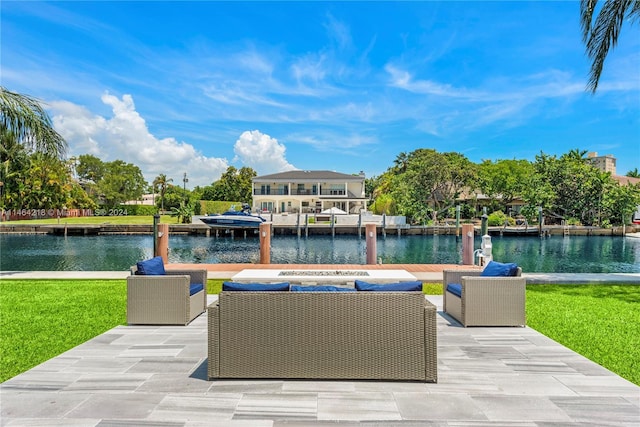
left=1, top=222, right=638, bottom=237
left=2, top=264, right=640, bottom=284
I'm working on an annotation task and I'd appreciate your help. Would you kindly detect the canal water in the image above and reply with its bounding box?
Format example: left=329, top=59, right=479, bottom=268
left=1, top=233, right=639, bottom=273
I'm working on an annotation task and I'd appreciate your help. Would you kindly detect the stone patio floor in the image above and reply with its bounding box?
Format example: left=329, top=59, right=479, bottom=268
left=1, top=293, right=638, bottom=426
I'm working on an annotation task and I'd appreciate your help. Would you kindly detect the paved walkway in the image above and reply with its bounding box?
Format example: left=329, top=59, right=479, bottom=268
left=2, top=294, right=638, bottom=426
left=2, top=262, right=640, bottom=284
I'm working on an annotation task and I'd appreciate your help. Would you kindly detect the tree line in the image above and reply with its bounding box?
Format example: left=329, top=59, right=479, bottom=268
left=367, top=148, right=640, bottom=227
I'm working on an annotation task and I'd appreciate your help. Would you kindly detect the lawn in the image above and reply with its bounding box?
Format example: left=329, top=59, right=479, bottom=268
left=0, top=279, right=225, bottom=382
left=2, top=215, right=180, bottom=225
left=1, top=280, right=638, bottom=386
left=526, top=284, right=640, bottom=386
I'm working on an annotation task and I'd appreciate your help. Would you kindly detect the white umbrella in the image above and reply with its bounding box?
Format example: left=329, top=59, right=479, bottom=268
left=321, top=207, right=347, bottom=214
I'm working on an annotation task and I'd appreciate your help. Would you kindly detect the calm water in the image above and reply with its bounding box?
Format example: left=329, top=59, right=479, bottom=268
left=1, top=234, right=639, bottom=273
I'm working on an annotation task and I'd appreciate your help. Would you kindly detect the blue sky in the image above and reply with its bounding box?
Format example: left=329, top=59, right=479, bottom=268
left=2, top=1, right=639, bottom=187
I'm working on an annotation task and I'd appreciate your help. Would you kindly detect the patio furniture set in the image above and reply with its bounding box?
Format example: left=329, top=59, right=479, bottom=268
left=127, top=256, right=525, bottom=383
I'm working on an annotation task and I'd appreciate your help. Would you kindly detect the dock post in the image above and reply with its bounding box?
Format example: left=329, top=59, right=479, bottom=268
left=156, top=223, right=169, bottom=264
left=259, top=222, right=271, bottom=264
left=455, top=205, right=460, bottom=237
left=297, top=212, right=301, bottom=237
left=481, top=213, right=488, bottom=236
left=382, top=214, right=386, bottom=238
left=365, top=223, right=377, bottom=265
left=462, top=224, right=474, bottom=265
left=538, top=207, right=544, bottom=236
left=305, top=214, right=309, bottom=238
left=153, top=214, right=160, bottom=254
left=331, top=213, right=335, bottom=237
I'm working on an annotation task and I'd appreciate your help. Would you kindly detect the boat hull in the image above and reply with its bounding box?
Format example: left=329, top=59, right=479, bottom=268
left=201, top=215, right=265, bottom=228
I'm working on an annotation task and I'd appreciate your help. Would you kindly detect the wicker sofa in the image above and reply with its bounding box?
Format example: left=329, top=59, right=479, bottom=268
left=443, top=267, right=526, bottom=327
left=208, top=291, right=438, bottom=382
left=127, top=263, right=207, bottom=326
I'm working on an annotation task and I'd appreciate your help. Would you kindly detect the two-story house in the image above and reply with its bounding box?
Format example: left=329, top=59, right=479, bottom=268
left=252, top=170, right=367, bottom=214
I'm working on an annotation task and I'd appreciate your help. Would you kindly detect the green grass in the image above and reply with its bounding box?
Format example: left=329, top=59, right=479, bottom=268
left=0, top=280, right=127, bottom=382
left=526, top=284, right=640, bottom=386
left=2, top=215, right=179, bottom=225
left=423, top=283, right=443, bottom=295
left=2, top=280, right=638, bottom=386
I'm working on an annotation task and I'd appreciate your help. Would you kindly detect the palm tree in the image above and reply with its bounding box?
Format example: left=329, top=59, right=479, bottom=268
left=0, top=87, right=66, bottom=158
left=626, top=168, right=640, bottom=178
left=580, top=0, right=640, bottom=93
left=153, top=174, right=173, bottom=212
left=564, top=148, right=589, bottom=162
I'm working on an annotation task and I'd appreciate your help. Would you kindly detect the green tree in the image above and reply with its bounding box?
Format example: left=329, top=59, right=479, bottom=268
left=0, top=129, right=29, bottom=209
left=477, top=159, right=534, bottom=212
left=375, top=149, right=476, bottom=224
left=364, top=176, right=381, bottom=204
left=203, top=166, right=256, bottom=202
left=626, top=168, right=640, bottom=178
left=75, top=154, right=105, bottom=200
left=601, top=182, right=640, bottom=225
left=581, top=0, right=640, bottom=92
left=0, top=87, right=66, bottom=158
left=20, top=154, right=93, bottom=209
left=531, top=151, right=618, bottom=225
left=171, top=200, right=195, bottom=224
left=99, top=160, right=147, bottom=207
left=152, top=174, right=173, bottom=211
left=162, top=184, right=190, bottom=211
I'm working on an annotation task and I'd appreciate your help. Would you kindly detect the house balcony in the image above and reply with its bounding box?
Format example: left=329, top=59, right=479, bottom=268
left=253, top=189, right=289, bottom=196
left=290, top=189, right=318, bottom=196
left=320, top=189, right=346, bottom=196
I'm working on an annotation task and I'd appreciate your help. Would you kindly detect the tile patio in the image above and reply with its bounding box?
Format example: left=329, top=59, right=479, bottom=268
left=2, top=294, right=638, bottom=426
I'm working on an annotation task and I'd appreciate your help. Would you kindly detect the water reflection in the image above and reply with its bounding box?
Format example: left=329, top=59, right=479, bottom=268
left=1, top=233, right=638, bottom=273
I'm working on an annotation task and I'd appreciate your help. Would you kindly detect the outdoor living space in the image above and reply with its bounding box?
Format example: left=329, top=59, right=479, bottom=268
left=1, top=292, right=638, bottom=425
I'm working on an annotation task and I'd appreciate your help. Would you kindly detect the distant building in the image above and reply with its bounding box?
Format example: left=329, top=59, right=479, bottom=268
left=252, top=170, right=367, bottom=214
left=123, top=194, right=156, bottom=205
left=588, top=152, right=617, bottom=174
left=588, top=152, right=640, bottom=186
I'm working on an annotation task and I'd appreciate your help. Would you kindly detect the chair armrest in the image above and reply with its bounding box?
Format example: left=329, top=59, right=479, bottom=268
left=443, top=269, right=482, bottom=285
left=128, top=274, right=191, bottom=291
left=166, top=269, right=207, bottom=285
left=461, top=276, right=526, bottom=297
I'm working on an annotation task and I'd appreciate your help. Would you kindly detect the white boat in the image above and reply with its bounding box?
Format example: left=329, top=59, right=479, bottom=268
left=633, top=205, right=640, bottom=225
left=201, top=204, right=266, bottom=228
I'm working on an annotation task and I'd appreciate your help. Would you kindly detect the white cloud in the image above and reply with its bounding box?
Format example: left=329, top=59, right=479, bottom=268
left=233, top=130, right=297, bottom=174
left=51, top=93, right=228, bottom=187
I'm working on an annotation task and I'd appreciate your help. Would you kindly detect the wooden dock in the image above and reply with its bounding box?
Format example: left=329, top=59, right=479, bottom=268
left=0, top=222, right=637, bottom=237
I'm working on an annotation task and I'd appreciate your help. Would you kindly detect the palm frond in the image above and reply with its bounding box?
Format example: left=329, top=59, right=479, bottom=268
left=581, top=0, right=640, bottom=93
left=0, top=87, right=67, bottom=158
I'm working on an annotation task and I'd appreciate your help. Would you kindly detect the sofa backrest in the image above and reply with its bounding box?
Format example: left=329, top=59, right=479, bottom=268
left=214, top=291, right=436, bottom=380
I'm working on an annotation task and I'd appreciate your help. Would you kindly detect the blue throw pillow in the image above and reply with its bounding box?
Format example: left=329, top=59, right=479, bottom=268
left=481, top=261, right=519, bottom=277
left=290, top=285, right=356, bottom=292
left=189, top=283, right=204, bottom=296
left=136, top=256, right=166, bottom=275
left=222, top=282, right=290, bottom=291
left=446, top=283, right=462, bottom=298
left=354, top=280, right=422, bottom=292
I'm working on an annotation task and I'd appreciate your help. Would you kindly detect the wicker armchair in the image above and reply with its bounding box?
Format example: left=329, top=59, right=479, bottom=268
left=127, top=266, right=207, bottom=325
left=443, top=268, right=526, bottom=327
